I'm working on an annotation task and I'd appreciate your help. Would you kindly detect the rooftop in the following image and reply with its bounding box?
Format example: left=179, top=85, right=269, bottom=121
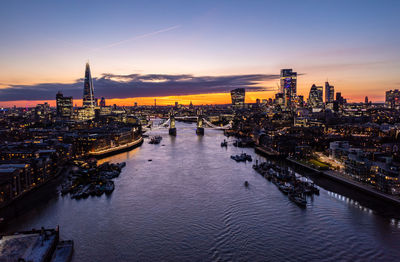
left=0, top=229, right=58, bottom=262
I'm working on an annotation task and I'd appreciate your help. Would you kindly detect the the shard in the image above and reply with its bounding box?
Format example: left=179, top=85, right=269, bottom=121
left=83, top=62, right=95, bottom=107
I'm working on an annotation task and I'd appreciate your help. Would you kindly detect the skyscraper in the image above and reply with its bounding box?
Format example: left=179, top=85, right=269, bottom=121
left=100, top=97, right=106, bottom=107
left=280, top=69, right=297, bottom=108
left=308, top=84, right=323, bottom=108
left=83, top=62, right=95, bottom=108
left=325, top=82, right=334, bottom=103
left=386, top=89, right=400, bottom=109
left=56, top=91, right=73, bottom=118
left=231, top=88, right=245, bottom=109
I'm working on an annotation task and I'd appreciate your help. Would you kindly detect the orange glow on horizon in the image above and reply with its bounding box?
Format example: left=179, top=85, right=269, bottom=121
left=0, top=89, right=385, bottom=108
left=0, top=91, right=278, bottom=108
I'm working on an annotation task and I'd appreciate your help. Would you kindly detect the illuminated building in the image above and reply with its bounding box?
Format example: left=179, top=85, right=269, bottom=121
left=385, top=89, right=400, bottom=109
left=308, top=84, right=323, bottom=109
left=34, top=102, right=51, bottom=121
left=76, top=107, right=95, bottom=120
left=230, top=88, right=245, bottom=109
left=297, top=95, right=304, bottom=107
left=325, top=82, right=334, bottom=103
left=83, top=62, right=95, bottom=108
left=275, top=93, right=284, bottom=106
left=280, top=69, right=297, bottom=109
left=100, top=97, right=106, bottom=107
left=56, top=91, right=73, bottom=118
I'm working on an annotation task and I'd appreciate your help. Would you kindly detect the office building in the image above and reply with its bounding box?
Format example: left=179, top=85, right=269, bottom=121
left=386, top=89, right=400, bottom=109
left=308, top=84, right=323, bottom=109
left=56, top=91, right=73, bottom=118
left=280, top=69, right=297, bottom=108
left=325, top=82, right=334, bottom=103
left=231, top=88, right=245, bottom=109
left=100, top=97, right=106, bottom=107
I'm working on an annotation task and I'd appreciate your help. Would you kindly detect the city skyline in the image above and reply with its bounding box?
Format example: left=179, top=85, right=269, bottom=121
left=2, top=1, right=400, bottom=261
left=1, top=0, right=400, bottom=107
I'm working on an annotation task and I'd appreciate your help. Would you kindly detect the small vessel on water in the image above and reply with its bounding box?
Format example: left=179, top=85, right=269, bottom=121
left=149, top=136, right=162, bottom=144
left=105, top=181, right=115, bottom=194
left=231, top=153, right=252, bottom=162
left=278, top=183, right=293, bottom=195
left=289, top=192, right=307, bottom=207
left=221, top=139, right=228, bottom=147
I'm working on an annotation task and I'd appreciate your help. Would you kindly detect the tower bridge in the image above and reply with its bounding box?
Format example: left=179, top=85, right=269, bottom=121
left=148, top=113, right=232, bottom=136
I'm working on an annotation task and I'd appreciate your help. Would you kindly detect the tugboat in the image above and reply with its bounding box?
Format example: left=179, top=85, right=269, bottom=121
left=221, top=139, right=228, bottom=147
left=149, top=136, right=162, bottom=144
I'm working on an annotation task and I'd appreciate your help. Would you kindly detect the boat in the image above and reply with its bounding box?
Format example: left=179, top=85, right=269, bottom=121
left=105, top=181, right=115, bottom=194
left=221, top=139, right=228, bottom=147
left=289, top=193, right=307, bottom=207
left=149, top=136, right=162, bottom=144
left=278, top=183, right=292, bottom=194
left=231, top=153, right=252, bottom=162
left=89, top=136, right=143, bottom=158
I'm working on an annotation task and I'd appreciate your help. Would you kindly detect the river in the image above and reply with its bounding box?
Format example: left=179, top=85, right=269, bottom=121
left=4, top=121, right=400, bottom=261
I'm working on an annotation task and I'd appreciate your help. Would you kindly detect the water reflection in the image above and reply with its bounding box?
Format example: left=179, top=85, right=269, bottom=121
left=3, top=121, right=400, bottom=262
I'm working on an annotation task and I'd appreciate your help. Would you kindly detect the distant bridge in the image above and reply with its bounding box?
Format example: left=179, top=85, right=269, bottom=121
left=146, top=115, right=232, bottom=135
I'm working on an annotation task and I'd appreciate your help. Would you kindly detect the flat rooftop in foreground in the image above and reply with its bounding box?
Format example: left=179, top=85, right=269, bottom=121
left=0, top=229, right=58, bottom=262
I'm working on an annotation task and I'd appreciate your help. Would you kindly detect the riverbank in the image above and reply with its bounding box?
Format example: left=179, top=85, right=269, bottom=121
left=254, top=146, right=284, bottom=158
left=286, top=157, right=400, bottom=206
left=0, top=166, right=71, bottom=225
left=4, top=122, right=400, bottom=262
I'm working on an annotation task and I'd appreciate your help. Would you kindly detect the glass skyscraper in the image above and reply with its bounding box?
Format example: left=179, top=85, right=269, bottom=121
left=83, top=62, right=95, bottom=108
left=280, top=69, right=297, bottom=109
left=308, top=84, right=323, bottom=108
left=56, top=91, right=73, bottom=118
left=325, top=82, right=334, bottom=103
left=231, top=88, right=245, bottom=109
left=386, top=89, right=400, bottom=109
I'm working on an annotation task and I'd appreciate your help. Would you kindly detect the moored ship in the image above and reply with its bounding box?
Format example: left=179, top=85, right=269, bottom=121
left=89, top=127, right=143, bottom=158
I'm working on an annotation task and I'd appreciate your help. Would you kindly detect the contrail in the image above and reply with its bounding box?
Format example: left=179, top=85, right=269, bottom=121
left=91, top=25, right=181, bottom=52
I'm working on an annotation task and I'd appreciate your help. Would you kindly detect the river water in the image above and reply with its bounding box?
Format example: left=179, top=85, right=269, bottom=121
left=4, top=121, right=400, bottom=261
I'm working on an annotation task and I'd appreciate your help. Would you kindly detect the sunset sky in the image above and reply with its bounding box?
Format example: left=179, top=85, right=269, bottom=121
left=1, top=0, right=399, bottom=107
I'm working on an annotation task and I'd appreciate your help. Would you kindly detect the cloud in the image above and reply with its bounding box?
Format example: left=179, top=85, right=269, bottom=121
left=0, top=73, right=278, bottom=101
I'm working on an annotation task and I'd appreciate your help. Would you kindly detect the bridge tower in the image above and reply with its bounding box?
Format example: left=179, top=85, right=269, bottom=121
left=196, top=109, right=204, bottom=135
left=169, top=110, right=176, bottom=136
